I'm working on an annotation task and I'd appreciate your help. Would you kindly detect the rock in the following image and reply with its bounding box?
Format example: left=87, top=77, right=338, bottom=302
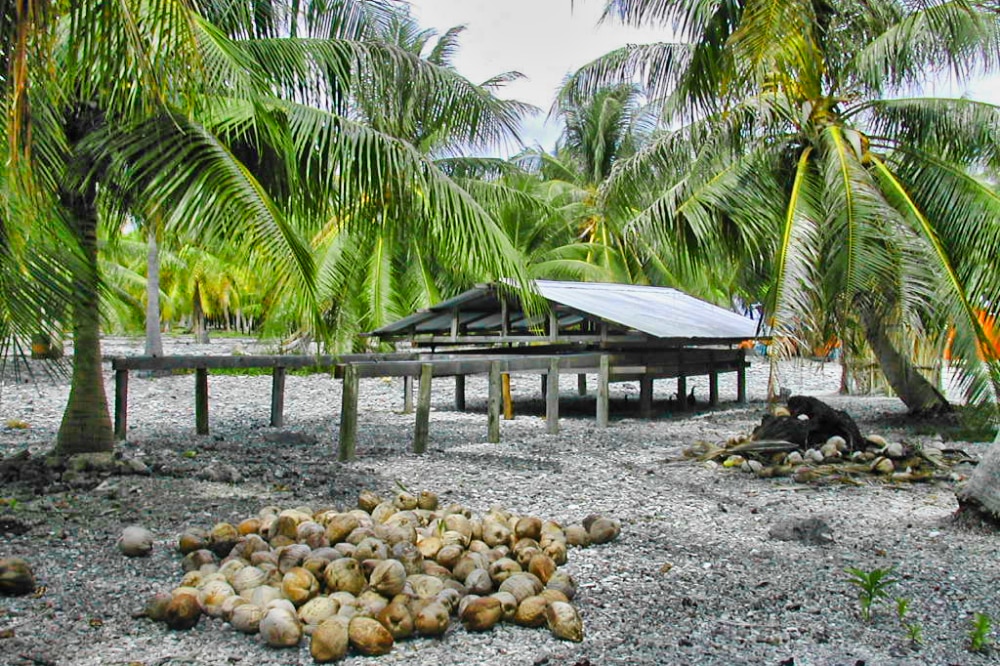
left=197, top=462, right=242, bottom=484
left=768, top=517, right=834, bottom=545
left=118, top=526, right=155, bottom=557
left=67, top=452, right=117, bottom=473
left=262, top=431, right=319, bottom=446
left=0, top=557, right=35, bottom=596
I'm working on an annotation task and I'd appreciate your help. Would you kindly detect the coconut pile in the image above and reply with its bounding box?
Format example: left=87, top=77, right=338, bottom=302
left=133, top=488, right=619, bottom=662
left=685, top=395, right=976, bottom=485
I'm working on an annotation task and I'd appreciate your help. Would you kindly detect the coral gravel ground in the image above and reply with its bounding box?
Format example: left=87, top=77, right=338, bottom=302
left=1, top=337, right=998, bottom=665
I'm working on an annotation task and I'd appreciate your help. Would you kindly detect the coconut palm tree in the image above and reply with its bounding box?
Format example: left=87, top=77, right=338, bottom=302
left=564, top=0, right=1000, bottom=413
left=1, top=0, right=530, bottom=455
left=299, top=9, right=536, bottom=348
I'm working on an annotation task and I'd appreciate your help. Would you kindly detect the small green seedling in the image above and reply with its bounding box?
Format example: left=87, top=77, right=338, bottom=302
left=969, top=612, right=993, bottom=653
left=182, top=449, right=198, bottom=459
left=896, top=598, right=922, bottom=646
left=846, top=566, right=898, bottom=621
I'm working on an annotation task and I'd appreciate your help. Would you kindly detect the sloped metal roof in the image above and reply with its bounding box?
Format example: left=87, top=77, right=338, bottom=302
left=532, top=280, right=759, bottom=340
left=371, top=280, right=761, bottom=342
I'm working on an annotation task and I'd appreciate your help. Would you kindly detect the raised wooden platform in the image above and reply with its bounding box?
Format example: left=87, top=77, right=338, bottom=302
left=110, top=347, right=747, bottom=461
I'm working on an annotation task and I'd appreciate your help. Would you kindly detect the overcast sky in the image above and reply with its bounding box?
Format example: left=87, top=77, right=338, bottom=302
left=407, top=0, right=1000, bottom=152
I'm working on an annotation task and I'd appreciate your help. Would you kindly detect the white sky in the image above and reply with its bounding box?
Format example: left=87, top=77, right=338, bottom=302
left=407, top=0, right=1000, bottom=153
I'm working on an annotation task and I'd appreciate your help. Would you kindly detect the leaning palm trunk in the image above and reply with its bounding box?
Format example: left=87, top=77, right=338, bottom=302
left=863, top=317, right=950, bottom=414
left=55, top=195, right=114, bottom=455
left=957, top=432, right=1000, bottom=525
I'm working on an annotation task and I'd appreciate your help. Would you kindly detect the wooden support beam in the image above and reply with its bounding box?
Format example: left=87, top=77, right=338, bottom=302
left=500, top=298, right=510, bottom=338
left=502, top=373, right=514, bottom=420
left=677, top=375, right=688, bottom=412
left=709, top=368, right=719, bottom=406
left=737, top=349, right=748, bottom=404
left=270, top=367, right=286, bottom=427
left=488, top=361, right=501, bottom=443
left=546, top=358, right=560, bottom=434
left=639, top=376, right=653, bottom=418
left=114, top=369, right=128, bottom=440
left=597, top=355, right=610, bottom=428
left=195, top=368, right=209, bottom=435
left=403, top=376, right=414, bottom=414
left=577, top=373, right=587, bottom=396
left=414, top=363, right=433, bottom=454
left=338, top=364, right=359, bottom=461
left=548, top=309, right=559, bottom=342
left=454, top=375, right=466, bottom=411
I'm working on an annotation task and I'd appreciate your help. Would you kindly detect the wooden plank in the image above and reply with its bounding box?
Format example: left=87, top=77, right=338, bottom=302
left=340, top=352, right=613, bottom=378
left=639, top=376, right=653, bottom=417
left=270, top=367, right=286, bottom=427
left=597, top=355, right=609, bottom=428
left=109, top=352, right=420, bottom=371
left=414, top=363, right=433, bottom=454
left=338, top=364, right=359, bottom=461
left=577, top=373, right=587, bottom=396
left=502, top=373, right=514, bottom=420
left=454, top=375, right=466, bottom=411
left=195, top=368, right=209, bottom=435
left=114, top=369, right=128, bottom=440
left=488, top=361, right=501, bottom=443
left=546, top=358, right=560, bottom=434
left=403, top=376, right=414, bottom=414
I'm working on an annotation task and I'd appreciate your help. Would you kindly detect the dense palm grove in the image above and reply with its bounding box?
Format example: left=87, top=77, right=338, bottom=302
left=2, top=0, right=1000, bottom=511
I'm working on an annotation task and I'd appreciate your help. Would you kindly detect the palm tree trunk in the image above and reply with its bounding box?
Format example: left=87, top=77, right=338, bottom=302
left=144, top=227, right=163, bottom=357
left=956, top=433, right=1000, bottom=527
left=56, top=189, right=114, bottom=455
left=193, top=281, right=209, bottom=343
left=863, top=317, right=950, bottom=414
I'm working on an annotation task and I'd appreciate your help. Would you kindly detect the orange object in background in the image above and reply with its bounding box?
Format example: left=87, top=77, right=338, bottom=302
left=944, top=310, right=1000, bottom=361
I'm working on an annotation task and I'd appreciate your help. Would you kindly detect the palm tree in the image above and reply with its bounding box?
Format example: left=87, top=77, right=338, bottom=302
left=564, top=0, right=1000, bottom=413
left=1, top=1, right=530, bottom=455
left=538, top=83, right=654, bottom=283
left=298, top=9, right=535, bottom=349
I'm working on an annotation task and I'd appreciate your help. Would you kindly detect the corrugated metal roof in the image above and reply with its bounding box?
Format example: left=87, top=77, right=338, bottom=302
left=371, top=280, right=761, bottom=341
left=532, top=280, right=759, bottom=340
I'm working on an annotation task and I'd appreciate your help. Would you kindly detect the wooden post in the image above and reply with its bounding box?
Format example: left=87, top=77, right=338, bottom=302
left=502, top=373, right=514, bottom=420
left=195, top=368, right=209, bottom=435
left=639, top=375, right=653, bottom=418
left=403, top=376, right=414, bottom=414
left=270, top=367, right=286, bottom=427
left=737, top=349, right=748, bottom=404
left=454, top=375, right=466, bottom=411
left=677, top=375, right=688, bottom=412
left=546, top=358, right=560, bottom=434
left=414, top=363, right=433, bottom=454
left=597, top=355, right=610, bottom=428
left=488, top=361, right=501, bottom=443
left=540, top=374, right=547, bottom=396
left=500, top=298, right=510, bottom=338
left=709, top=368, right=719, bottom=406
left=114, top=369, right=128, bottom=440
left=339, top=364, right=358, bottom=461
left=577, top=373, right=587, bottom=396
left=548, top=310, right=559, bottom=342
